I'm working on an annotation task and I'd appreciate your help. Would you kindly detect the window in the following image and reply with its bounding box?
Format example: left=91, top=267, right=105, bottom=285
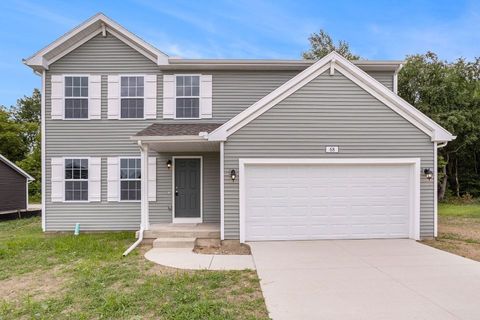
left=121, top=76, right=144, bottom=118
left=65, top=76, right=88, bottom=119
left=176, top=75, right=200, bottom=118
left=120, top=158, right=141, bottom=201
left=65, top=158, right=88, bottom=201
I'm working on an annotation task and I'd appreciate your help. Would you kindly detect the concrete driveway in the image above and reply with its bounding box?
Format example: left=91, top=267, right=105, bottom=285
left=250, top=240, right=480, bottom=320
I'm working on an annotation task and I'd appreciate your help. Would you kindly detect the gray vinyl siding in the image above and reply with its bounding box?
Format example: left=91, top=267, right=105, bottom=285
left=43, top=32, right=399, bottom=231
left=45, top=33, right=161, bottom=230
left=368, top=71, right=394, bottom=90
left=223, top=70, right=434, bottom=239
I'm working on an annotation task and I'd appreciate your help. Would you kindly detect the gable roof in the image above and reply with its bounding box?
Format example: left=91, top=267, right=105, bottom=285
left=207, top=51, right=455, bottom=143
left=23, top=13, right=169, bottom=73
left=0, top=155, right=34, bottom=181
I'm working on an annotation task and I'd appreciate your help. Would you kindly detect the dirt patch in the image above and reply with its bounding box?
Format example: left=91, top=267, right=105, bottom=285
left=194, top=240, right=251, bottom=255
left=422, top=216, right=480, bottom=262
left=0, top=267, right=66, bottom=303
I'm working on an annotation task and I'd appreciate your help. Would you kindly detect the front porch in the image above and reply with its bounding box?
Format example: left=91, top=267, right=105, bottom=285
left=131, top=123, right=224, bottom=239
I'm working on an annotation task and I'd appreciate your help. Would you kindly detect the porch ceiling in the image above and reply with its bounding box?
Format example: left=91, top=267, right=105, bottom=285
left=131, top=123, right=222, bottom=152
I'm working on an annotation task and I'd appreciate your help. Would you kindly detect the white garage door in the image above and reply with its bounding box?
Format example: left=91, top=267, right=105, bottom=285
left=244, top=163, right=413, bottom=241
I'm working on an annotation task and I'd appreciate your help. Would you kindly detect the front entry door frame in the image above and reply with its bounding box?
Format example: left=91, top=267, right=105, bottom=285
left=172, top=156, right=203, bottom=224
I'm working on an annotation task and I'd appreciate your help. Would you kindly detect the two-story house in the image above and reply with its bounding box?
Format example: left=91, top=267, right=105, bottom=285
left=24, top=13, right=454, bottom=246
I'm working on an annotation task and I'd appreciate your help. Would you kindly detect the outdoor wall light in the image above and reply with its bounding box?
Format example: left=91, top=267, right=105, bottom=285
left=166, top=160, right=172, bottom=169
left=423, top=168, right=433, bottom=181
left=230, top=169, right=237, bottom=181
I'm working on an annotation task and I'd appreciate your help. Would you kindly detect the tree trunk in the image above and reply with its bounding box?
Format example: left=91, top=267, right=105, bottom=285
left=438, top=153, right=449, bottom=201
left=455, top=157, right=460, bottom=197
left=474, top=150, right=478, bottom=175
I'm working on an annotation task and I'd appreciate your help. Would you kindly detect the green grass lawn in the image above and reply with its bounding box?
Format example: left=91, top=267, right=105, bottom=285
left=423, top=202, right=480, bottom=262
left=0, top=217, right=268, bottom=320
left=438, top=203, right=480, bottom=218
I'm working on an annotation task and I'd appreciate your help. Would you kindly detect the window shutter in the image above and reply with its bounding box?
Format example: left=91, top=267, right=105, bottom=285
left=51, top=157, right=64, bottom=202
left=162, top=75, right=175, bottom=119
left=107, top=157, right=119, bottom=201
left=148, top=157, right=156, bottom=201
left=89, top=75, right=102, bottom=119
left=200, top=74, right=213, bottom=118
left=107, top=75, right=120, bottom=119
left=144, top=75, right=157, bottom=119
left=89, top=157, right=101, bottom=202
left=51, top=75, right=64, bottom=119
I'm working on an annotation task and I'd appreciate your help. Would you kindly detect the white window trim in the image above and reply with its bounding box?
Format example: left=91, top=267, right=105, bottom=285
left=118, top=74, right=146, bottom=120
left=172, top=156, right=203, bottom=224
left=237, top=158, right=421, bottom=243
left=63, top=156, right=90, bottom=203
left=174, top=74, right=201, bottom=120
left=118, top=156, right=142, bottom=203
left=62, top=74, right=90, bottom=120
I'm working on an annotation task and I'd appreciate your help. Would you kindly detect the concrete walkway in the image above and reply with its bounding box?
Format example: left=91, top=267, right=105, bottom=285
left=250, top=239, right=480, bottom=320
left=144, top=248, right=256, bottom=270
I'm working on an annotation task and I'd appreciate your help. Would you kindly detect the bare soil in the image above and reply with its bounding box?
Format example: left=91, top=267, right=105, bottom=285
left=194, top=240, right=251, bottom=255
left=0, top=267, right=66, bottom=303
left=422, top=216, right=480, bottom=262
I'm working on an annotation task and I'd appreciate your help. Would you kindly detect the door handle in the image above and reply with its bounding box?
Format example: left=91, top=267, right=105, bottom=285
left=175, top=187, right=179, bottom=196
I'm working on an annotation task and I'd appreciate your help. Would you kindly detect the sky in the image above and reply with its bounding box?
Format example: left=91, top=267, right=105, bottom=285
left=0, top=0, right=479, bottom=107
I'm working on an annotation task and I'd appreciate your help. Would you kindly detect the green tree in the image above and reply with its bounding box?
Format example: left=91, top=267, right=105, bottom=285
left=303, top=29, right=361, bottom=60
left=398, top=52, right=480, bottom=199
left=0, top=106, right=28, bottom=162
left=0, top=89, right=42, bottom=201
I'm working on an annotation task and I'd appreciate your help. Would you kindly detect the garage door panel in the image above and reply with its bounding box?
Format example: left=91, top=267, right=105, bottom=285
left=244, top=163, right=412, bottom=241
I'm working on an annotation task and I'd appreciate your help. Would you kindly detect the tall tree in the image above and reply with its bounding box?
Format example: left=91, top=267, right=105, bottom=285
left=0, top=89, right=42, bottom=201
left=303, top=29, right=361, bottom=60
left=0, top=106, right=28, bottom=162
left=398, top=52, right=480, bottom=199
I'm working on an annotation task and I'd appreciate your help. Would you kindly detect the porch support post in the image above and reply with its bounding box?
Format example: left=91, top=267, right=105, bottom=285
left=139, top=141, right=150, bottom=230
left=220, top=141, right=225, bottom=240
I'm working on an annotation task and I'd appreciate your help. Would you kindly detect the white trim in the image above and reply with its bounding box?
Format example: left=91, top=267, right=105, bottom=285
left=238, top=158, right=421, bottom=243
left=0, top=154, right=34, bottom=181
left=173, top=74, right=201, bottom=120
left=118, top=156, right=142, bottom=202
left=434, top=142, right=438, bottom=237
left=62, top=74, right=90, bottom=120
left=26, top=179, right=29, bottom=210
left=220, top=141, right=225, bottom=240
left=41, top=70, right=46, bottom=231
left=48, top=30, right=102, bottom=65
left=62, top=156, right=91, bottom=203
left=208, top=51, right=454, bottom=143
left=172, top=156, right=203, bottom=224
left=393, top=63, right=403, bottom=94
left=23, top=13, right=169, bottom=71
left=140, top=143, right=150, bottom=230
left=118, top=74, right=147, bottom=120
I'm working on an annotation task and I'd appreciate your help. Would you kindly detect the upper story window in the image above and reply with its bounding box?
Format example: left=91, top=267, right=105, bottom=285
left=65, top=76, right=88, bottom=119
left=121, top=76, right=144, bottom=119
left=176, top=75, right=200, bottom=119
left=120, top=158, right=141, bottom=201
left=65, top=158, right=88, bottom=201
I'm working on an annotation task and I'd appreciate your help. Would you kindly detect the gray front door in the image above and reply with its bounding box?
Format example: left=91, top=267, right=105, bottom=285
left=174, top=158, right=201, bottom=219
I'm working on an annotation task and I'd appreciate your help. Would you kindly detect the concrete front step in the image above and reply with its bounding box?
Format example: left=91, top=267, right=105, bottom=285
left=153, top=237, right=196, bottom=248
left=143, top=230, right=220, bottom=239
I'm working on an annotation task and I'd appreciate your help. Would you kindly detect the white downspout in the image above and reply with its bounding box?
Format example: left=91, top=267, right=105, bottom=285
left=123, top=141, right=149, bottom=256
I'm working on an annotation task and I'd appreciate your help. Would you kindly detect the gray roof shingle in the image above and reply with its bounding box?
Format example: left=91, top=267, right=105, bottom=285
left=135, top=123, right=223, bottom=136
